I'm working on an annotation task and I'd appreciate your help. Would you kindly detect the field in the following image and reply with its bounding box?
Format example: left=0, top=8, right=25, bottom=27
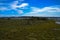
left=0, top=18, right=60, bottom=40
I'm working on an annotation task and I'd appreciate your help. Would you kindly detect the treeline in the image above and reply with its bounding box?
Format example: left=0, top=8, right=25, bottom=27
left=0, top=17, right=48, bottom=20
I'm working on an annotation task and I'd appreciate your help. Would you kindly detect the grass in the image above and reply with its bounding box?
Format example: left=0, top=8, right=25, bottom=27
left=0, top=19, right=60, bottom=40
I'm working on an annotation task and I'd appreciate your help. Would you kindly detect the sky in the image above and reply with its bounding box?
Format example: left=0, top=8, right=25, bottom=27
left=0, top=0, right=60, bottom=17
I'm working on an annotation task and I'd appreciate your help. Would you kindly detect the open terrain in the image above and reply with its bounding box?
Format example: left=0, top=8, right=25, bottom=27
left=0, top=17, right=60, bottom=40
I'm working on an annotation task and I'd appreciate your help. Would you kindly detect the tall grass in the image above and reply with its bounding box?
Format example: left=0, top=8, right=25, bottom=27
left=0, top=18, right=60, bottom=40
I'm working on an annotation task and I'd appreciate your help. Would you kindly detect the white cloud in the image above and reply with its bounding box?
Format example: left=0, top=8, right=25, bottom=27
left=17, top=10, right=23, bottom=14
left=44, top=7, right=60, bottom=12
left=10, top=1, right=18, bottom=9
left=31, top=7, right=60, bottom=13
left=0, top=7, right=9, bottom=10
left=0, top=1, right=27, bottom=14
left=10, top=0, right=29, bottom=9
left=17, top=3, right=29, bottom=8
left=9, top=1, right=29, bottom=14
left=22, top=6, right=60, bottom=17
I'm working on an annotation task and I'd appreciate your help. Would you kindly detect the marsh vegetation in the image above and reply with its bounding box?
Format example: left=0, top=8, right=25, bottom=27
left=0, top=17, right=60, bottom=40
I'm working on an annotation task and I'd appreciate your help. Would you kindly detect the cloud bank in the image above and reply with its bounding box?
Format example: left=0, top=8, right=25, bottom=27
left=22, top=6, right=60, bottom=17
left=0, top=0, right=29, bottom=14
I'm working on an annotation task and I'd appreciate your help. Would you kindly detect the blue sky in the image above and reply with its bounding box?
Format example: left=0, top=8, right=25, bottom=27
left=0, top=0, right=60, bottom=17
